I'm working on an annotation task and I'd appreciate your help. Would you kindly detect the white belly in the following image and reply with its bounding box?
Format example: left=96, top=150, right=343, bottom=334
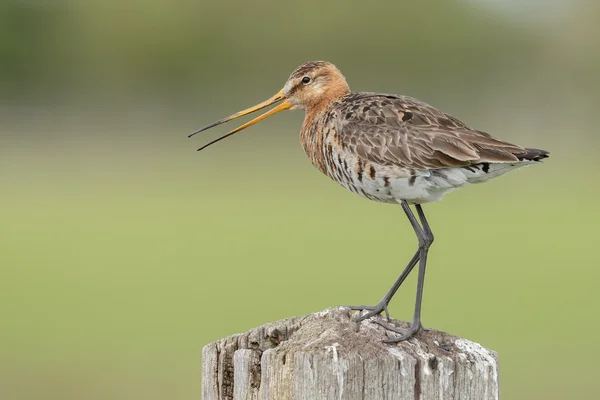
left=381, top=162, right=532, bottom=204
left=320, top=137, right=535, bottom=204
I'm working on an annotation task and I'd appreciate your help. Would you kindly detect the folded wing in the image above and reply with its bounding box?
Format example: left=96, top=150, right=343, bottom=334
left=334, top=92, right=530, bottom=171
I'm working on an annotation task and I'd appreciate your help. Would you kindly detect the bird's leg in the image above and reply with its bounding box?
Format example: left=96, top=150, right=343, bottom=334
left=414, top=204, right=434, bottom=332
left=373, top=202, right=434, bottom=342
left=349, top=250, right=419, bottom=321
left=349, top=201, right=429, bottom=322
left=415, top=204, right=434, bottom=245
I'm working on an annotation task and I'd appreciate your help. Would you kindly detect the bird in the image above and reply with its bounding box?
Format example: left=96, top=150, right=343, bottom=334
left=189, top=61, right=549, bottom=342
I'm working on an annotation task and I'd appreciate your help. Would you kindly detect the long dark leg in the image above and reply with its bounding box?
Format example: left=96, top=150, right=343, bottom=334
left=349, top=249, right=420, bottom=321
left=415, top=204, right=434, bottom=244
left=349, top=201, right=432, bottom=323
left=375, top=203, right=434, bottom=342
left=414, top=204, right=434, bottom=332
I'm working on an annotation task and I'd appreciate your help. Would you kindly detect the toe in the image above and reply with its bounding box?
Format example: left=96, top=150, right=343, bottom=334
left=372, top=319, right=406, bottom=335
left=355, top=309, right=378, bottom=322
left=383, top=324, right=421, bottom=343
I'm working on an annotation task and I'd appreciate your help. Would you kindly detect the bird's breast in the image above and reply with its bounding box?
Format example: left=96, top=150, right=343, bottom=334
left=300, top=124, right=398, bottom=203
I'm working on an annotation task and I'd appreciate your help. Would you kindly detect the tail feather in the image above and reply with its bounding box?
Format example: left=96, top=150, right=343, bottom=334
left=462, top=147, right=549, bottom=184
left=515, top=148, right=549, bottom=162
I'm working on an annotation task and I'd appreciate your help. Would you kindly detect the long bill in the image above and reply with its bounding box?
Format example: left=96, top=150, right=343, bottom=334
left=188, top=89, right=293, bottom=152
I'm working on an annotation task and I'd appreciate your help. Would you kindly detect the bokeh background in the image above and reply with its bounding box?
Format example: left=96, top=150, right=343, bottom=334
left=1, top=1, right=599, bottom=399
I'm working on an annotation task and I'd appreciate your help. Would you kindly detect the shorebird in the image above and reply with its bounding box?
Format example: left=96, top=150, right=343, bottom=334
left=189, top=61, right=549, bottom=342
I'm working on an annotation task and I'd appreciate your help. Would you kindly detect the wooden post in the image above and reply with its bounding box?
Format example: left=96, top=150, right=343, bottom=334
left=202, top=307, right=499, bottom=400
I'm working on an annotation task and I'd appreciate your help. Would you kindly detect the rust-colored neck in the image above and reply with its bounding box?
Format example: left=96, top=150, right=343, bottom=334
left=299, top=85, right=350, bottom=176
left=305, top=81, right=350, bottom=118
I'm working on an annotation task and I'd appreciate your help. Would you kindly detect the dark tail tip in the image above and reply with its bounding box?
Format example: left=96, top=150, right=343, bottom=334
left=517, top=148, right=550, bottom=162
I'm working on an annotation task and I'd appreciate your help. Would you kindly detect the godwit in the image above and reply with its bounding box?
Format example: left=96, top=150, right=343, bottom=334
left=189, top=61, right=549, bottom=342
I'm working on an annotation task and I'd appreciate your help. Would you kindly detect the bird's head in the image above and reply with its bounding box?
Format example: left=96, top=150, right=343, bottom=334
left=189, top=61, right=350, bottom=151
left=283, top=61, right=350, bottom=110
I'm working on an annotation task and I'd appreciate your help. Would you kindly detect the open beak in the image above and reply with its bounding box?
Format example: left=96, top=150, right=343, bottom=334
left=189, top=89, right=292, bottom=151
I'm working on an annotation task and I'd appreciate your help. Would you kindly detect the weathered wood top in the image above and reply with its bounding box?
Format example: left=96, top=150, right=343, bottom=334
left=202, top=307, right=499, bottom=400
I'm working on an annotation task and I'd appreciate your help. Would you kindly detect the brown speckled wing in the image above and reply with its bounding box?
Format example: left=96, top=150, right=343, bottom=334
left=332, top=92, right=526, bottom=170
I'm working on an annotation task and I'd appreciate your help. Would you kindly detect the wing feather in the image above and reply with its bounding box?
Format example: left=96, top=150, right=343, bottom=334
left=333, top=92, right=526, bottom=170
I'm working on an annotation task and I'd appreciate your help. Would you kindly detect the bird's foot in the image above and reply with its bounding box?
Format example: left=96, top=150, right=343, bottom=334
left=372, top=319, right=426, bottom=343
left=347, top=302, right=391, bottom=322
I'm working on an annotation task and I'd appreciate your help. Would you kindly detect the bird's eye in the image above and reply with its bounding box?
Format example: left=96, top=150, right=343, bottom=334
left=301, top=76, right=311, bottom=84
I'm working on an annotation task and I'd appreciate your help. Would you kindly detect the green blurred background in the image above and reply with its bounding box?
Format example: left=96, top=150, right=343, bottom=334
left=1, top=1, right=599, bottom=399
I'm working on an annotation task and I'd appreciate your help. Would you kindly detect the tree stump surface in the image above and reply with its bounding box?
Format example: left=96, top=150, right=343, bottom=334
left=202, top=307, right=499, bottom=400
